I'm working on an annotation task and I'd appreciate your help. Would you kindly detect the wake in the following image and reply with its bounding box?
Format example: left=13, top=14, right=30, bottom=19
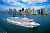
left=0, top=27, right=7, bottom=33
left=7, top=21, right=32, bottom=28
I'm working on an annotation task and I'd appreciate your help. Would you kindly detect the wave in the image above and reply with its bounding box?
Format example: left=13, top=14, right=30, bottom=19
left=0, top=27, right=7, bottom=33
left=3, top=19, right=7, bottom=20
left=7, top=21, right=33, bottom=28
left=1, top=18, right=7, bottom=21
left=4, top=19, right=7, bottom=20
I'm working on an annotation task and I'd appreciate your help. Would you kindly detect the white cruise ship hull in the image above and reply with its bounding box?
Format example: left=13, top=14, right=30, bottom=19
left=7, top=17, right=40, bottom=28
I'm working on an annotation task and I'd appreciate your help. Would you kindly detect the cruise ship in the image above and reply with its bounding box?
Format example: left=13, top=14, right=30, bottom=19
left=7, top=16, right=40, bottom=28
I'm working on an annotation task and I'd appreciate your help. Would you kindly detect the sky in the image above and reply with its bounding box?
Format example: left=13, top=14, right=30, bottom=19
left=0, top=0, right=50, bottom=12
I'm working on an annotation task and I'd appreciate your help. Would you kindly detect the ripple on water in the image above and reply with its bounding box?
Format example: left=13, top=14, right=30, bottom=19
left=0, top=27, right=7, bottom=33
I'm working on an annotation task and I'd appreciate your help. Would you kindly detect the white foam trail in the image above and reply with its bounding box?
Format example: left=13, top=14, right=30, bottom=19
left=7, top=21, right=33, bottom=28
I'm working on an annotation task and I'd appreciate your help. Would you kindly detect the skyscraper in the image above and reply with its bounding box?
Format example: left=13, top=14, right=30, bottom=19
left=34, top=10, right=38, bottom=14
left=31, top=8, right=35, bottom=14
left=9, top=8, right=12, bottom=14
left=41, top=8, right=45, bottom=15
left=28, top=8, right=31, bottom=15
left=25, top=9, right=28, bottom=15
left=31, top=10, right=33, bottom=14
left=37, top=9, right=40, bottom=14
left=4, top=10, right=6, bottom=14
left=13, top=9, right=17, bottom=14
left=28, top=8, right=31, bottom=11
left=22, top=8, right=25, bottom=15
left=6, top=10, right=8, bottom=14
left=33, top=8, right=38, bottom=14
left=22, top=8, right=24, bottom=11
left=18, top=9, right=22, bottom=15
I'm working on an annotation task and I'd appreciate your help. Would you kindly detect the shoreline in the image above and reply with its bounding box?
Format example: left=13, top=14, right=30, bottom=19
left=0, top=13, right=49, bottom=15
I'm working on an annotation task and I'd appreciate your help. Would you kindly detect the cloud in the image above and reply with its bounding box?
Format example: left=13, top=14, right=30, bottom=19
left=31, top=6, right=45, bottom=10
left=2, top=0, right=15, bottom=4
left=1, top=0, right=48, bottom=8
left=21, top=0, right=48, bottom=3
left=2, top=0, right=23, bottom=5
left=0, top=5, right=21, bottom=11
left=2, top=0, right=48, bottom=4
left=48, top=5, right=50, bottom=6
left=1, top=0, right=26, bottom=8
left=11, top=1, right=23, bottom=5
left=21, top=0, right=28, bottom=2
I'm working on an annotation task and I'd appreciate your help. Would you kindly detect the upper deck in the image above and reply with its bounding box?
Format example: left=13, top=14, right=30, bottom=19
left=7, top=17, right=33, bottom=22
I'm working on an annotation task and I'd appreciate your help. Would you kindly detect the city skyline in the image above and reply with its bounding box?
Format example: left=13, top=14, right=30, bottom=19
left=0, top=8, right=46, bottom=15
left=0, top=0, right=50, bottom=12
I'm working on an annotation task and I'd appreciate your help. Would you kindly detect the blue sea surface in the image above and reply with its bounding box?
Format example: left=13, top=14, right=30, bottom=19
left=0, top=14, right=50, bottom=33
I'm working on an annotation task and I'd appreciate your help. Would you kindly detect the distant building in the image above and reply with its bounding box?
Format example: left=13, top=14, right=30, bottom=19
left=28, top=8, right=31, bottom=15
left=22, top=8, right=25, bottom=15
left=32, top=8, right=35, bottom=14
left=6, top=10, right=8, bottom=14
left=18, top=9, right=22, bottom=15
left=13, top=9, right=17, bottom=14
left=48, top=12, right=50, bottom=15
left=31, top=8, right=35, bottom=14
left=33, top=8, right=38, bottom=14
left=34, top=10, right=38, bottom=14
left=31, top=10, right=33, bottom=14
left=41, top=8, right=45, bottom=15
left=22, top=8, right=24, bottom=11
left=25, top=9, right=28, bottom=15
left=4, top=10, right=6, bottom=14
left=46, top=12, right=50, bottom=15
left=9, top=8, right=13, bottom=14
left=37, top=9, right=40, bottom=14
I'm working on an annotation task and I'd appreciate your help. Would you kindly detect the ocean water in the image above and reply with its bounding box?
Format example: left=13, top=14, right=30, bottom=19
left=0, top=14, right=50, bottom=33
